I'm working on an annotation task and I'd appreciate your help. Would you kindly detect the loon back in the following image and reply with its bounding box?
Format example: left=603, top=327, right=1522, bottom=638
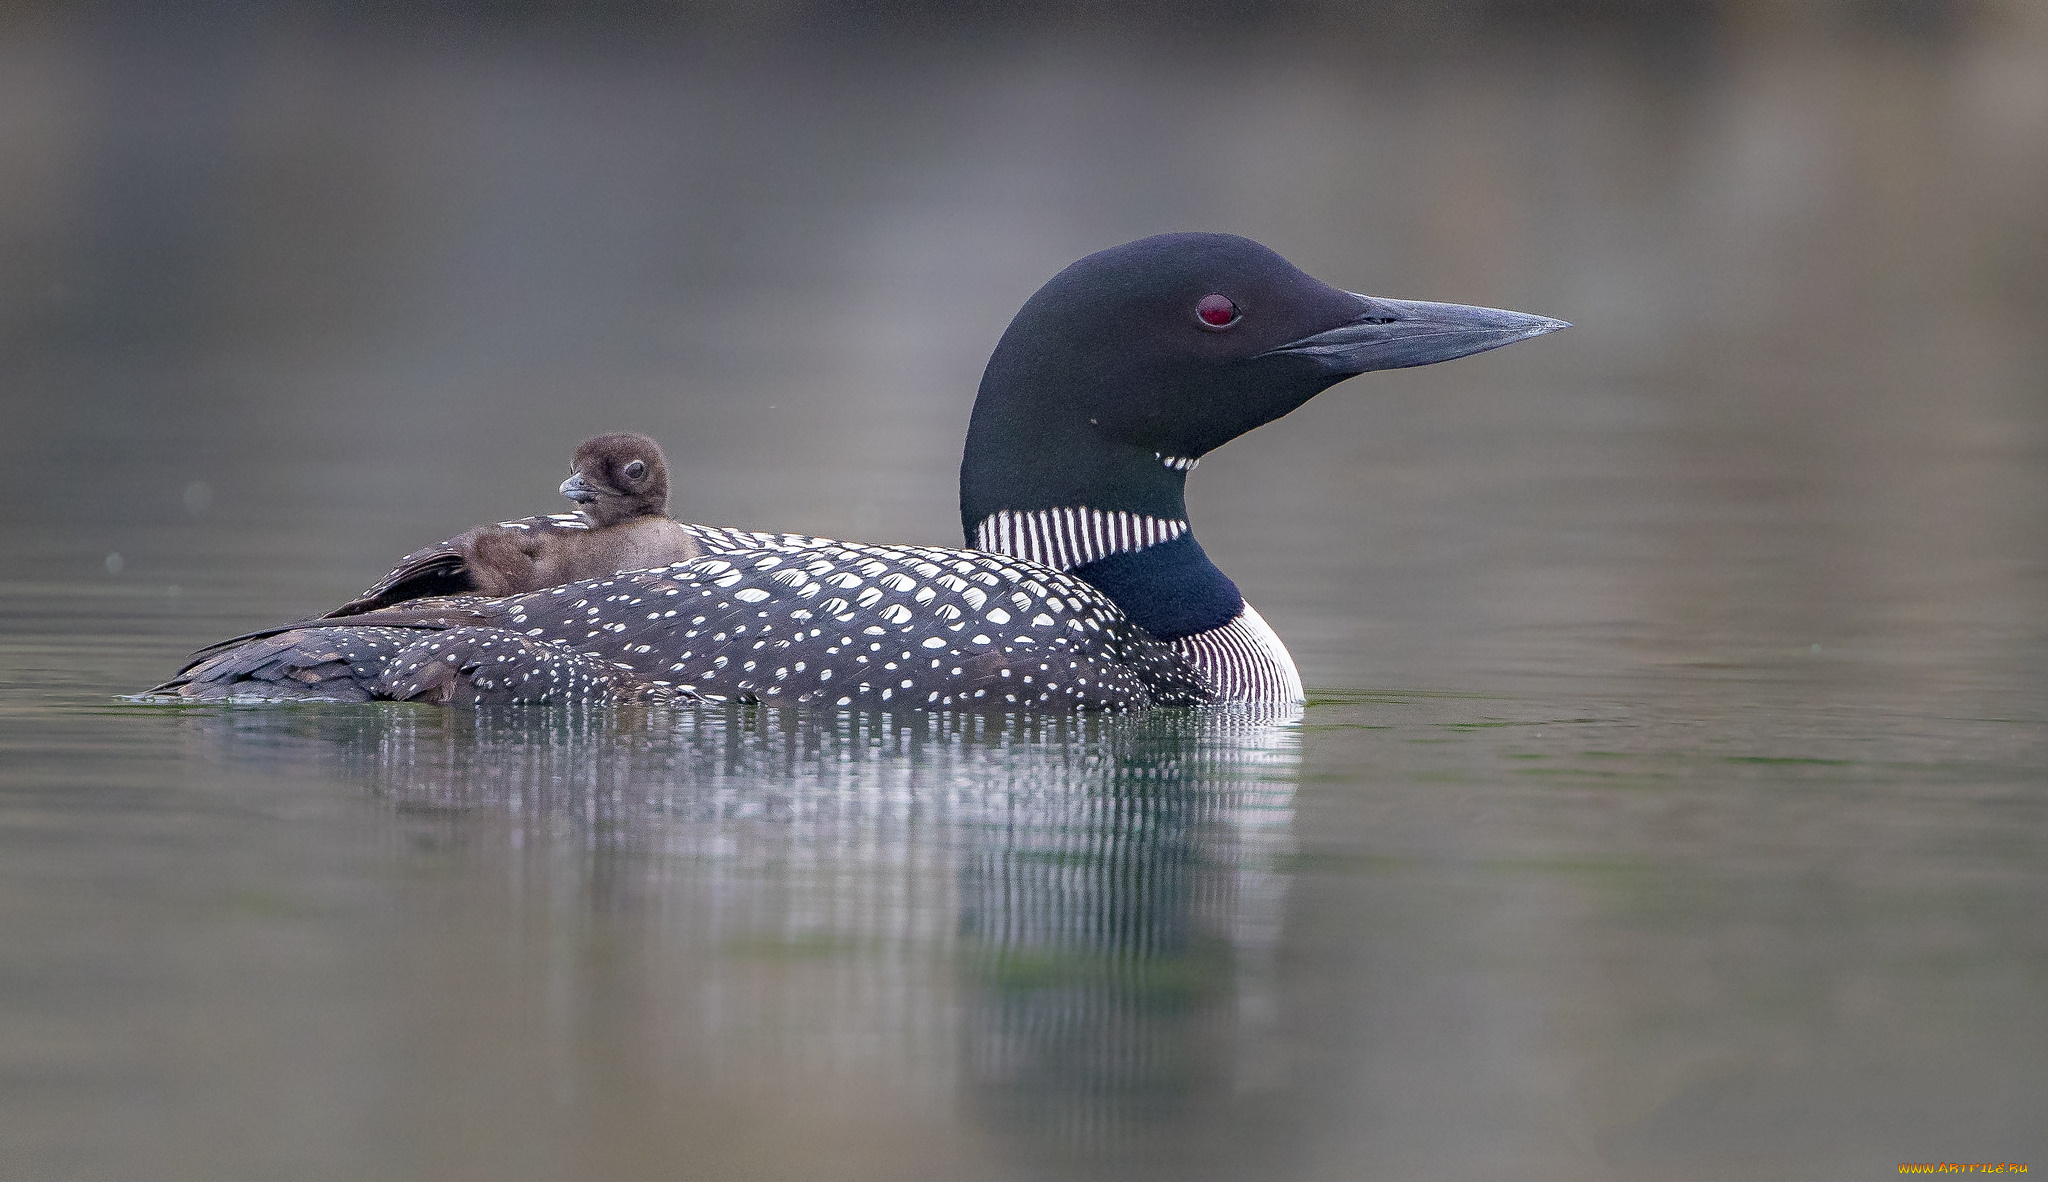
left=154, top=234, right=1564, bottom=709
left=156, top=526, right=1209, bottom=710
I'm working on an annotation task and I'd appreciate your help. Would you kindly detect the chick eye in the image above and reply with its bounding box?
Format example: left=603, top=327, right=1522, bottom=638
left=1195, top=294, right=1239, bottom=330
left=624, top=460, right=647, bottom=480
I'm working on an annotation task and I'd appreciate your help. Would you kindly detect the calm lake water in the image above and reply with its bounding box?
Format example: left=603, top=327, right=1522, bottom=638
left=3, top=14, right=2046, bottom=1180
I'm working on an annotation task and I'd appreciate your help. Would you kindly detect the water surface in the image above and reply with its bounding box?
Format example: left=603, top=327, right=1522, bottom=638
left=3, top=17, right=2046, bottom=1181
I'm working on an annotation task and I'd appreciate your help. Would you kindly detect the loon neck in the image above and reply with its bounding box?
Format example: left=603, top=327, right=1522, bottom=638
left=961, top=412, right=1197, bottom=517
left=1068, top=531, right=1243, bottom=642
left=966, top=500, right=1243, bottom=643
left=959, top=389, right=1239, bottom=641
left=970, top=501, right=1190, bottom=573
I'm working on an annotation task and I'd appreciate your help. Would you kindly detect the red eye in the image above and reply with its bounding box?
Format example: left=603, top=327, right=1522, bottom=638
left=1195, top=293, right=1239, bottom=329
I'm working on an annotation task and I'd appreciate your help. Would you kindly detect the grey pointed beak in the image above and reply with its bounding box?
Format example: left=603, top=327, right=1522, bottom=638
left=1262, top=294, right=1569, bottom=377
left=559, top=472, right=599, bottom=503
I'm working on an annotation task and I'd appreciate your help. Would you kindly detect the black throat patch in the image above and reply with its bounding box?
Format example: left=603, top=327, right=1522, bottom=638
left=1070, top=532, right=1243, bottom=642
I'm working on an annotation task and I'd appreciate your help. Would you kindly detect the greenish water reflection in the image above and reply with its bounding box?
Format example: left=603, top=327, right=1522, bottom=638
left=156, top=701, right=1305, bottom=1176
left=4, top=12, right=2048, bottom=1180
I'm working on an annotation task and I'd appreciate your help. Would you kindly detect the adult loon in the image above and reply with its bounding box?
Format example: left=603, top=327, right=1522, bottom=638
left=154, top=233, right=1565, bottom=710
left=326, top=432, right=703, bottom=617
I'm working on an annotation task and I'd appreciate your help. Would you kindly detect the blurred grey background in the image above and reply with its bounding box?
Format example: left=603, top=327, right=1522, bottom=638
left=4, top=0, right=2043, bottom=695
left=2, top=4, right=2046, bottom=1181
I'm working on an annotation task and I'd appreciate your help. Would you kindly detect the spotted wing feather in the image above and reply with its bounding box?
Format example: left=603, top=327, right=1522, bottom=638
left=156, top=625, right=429, bottom=702
left=156, top=619, right=673, bottom=705
left=484, top=542, right=1208, bottom=710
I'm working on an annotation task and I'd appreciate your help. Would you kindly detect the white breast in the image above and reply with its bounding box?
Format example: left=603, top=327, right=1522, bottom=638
left=1171, top=601, right=1304, bottom=704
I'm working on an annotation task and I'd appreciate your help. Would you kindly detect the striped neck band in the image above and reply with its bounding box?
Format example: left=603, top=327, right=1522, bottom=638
left=972, top=506, right=1190, bottom=572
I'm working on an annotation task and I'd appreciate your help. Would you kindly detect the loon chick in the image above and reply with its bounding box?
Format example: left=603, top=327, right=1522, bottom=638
left=326, top=432, right=702, bottom=616
left=155, top=233, right=1566, bottom=709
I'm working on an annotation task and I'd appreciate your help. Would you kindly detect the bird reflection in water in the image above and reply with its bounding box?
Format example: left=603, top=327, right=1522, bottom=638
left=952, top=708, right=1300, bottom=1164
left=173, top=703, right=1301, bottom=1163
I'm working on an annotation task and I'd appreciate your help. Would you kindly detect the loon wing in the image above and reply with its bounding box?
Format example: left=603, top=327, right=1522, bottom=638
left=157, top=595, right=503, bottom=682
left=151, top=622, right=663, bottom=706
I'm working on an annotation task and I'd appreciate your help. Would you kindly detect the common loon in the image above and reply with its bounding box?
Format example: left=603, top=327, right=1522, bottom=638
left=326, top=432, right=703, bottom=617
left=154, top=233, right=1566, bottom=710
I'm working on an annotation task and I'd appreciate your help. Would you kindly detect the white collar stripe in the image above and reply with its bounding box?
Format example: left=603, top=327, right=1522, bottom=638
left=972, top=506, right=1189, bottom=572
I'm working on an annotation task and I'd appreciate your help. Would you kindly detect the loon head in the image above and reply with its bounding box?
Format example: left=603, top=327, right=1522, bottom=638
left=560, top=432, right=671, bottom=527
left=960, top=232, right=1568, bottom=530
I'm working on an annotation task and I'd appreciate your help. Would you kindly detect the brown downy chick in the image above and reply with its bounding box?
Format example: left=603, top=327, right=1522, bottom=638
left=324, top=432, right=702, bottom=617
left=559, top=432, right=668, bottom=526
